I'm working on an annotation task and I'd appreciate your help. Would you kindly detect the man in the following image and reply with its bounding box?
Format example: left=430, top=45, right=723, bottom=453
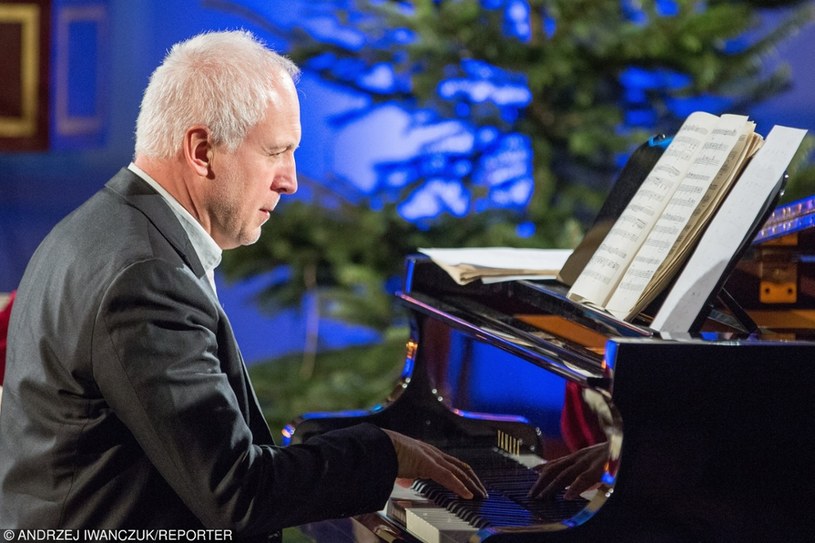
left=0, top=30, right=485, bottom=540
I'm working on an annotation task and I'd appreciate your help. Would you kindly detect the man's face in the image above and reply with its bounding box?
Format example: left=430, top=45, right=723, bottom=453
left=205, top=76, right=301, bottom=250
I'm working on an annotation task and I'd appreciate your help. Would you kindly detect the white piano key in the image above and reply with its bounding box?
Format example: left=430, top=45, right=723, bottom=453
left=507, top=452, right=545, bottom=469
left=405, top=507, right=478, bottom=543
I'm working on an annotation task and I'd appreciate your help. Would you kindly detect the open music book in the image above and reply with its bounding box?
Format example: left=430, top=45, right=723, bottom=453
left=417, top=247, right=573, bottom=285
left=565, top=111, right=806, bottom=322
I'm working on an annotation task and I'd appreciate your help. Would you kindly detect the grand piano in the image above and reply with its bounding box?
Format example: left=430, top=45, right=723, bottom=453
left=286, top=144, right=815, bottom=542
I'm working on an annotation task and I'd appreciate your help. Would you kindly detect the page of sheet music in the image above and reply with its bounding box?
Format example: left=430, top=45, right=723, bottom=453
left=567, top=111, right=720, bottom=307
left=651, top=124, right=808, bottom=332
left=638, top=125, right=763, bottom=311
left=604, top=114, right=753, bottom=319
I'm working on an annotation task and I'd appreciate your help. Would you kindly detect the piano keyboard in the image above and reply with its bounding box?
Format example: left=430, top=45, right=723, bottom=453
left=384, top=448, right=590, bottom=543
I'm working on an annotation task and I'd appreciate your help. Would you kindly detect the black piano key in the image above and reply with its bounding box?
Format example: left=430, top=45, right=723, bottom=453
left=411, top=447, right=589, bottom=531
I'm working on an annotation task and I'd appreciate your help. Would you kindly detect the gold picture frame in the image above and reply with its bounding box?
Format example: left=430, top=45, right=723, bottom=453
left=0, top=3, right=41, bottom=140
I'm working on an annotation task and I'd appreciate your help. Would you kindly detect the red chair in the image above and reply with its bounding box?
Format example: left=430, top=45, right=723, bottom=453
left=0, top=290, right=15, bottom=385
left=560, top=380, right=606, bottom=451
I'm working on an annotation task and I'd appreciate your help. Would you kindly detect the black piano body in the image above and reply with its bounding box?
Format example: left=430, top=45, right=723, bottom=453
left=286, top=197, right=815, bottom=542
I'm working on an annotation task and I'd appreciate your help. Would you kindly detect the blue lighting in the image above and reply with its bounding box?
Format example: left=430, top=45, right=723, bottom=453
left=543, top=12, right=556, bottom=38
left=304, top=15, right=367, bottom=50
left=648, top=134, right=674, bottom=149
left=667, top=95, right=735, bottom=118
left=516, top=221, right=536, bottom=238
left=398, top=178, right=471, bottom=221
left=358, top=63, right=398, bottom=94
left=439, top=76, right=532, bottom=108
left=477, top=126, right=500, bottom=146
left=656, top=0, right=680, bottom=17
left=504, top=0, right=531, bottom=42
left=481, top=0, right=503, bottom=9
left=475, top=134, right=532, bottom=182
left=604, top=341, right=619, bottom=372
left=621, top=0, right=648, bottom=25
left=625, top=108, right=658, bottom=127
left=306, top=52, right=337, bottom=71
left=619, top=67, right=692, bottom=91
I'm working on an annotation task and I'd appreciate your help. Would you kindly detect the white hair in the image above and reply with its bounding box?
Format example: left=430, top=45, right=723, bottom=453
left=134, top=30, right=300, bottom=158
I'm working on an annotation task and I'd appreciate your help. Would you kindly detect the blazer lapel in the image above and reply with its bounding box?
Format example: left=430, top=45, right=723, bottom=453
left=106, top=168, right=274, bottom=444
left=104, top=168, right=207, bottom=280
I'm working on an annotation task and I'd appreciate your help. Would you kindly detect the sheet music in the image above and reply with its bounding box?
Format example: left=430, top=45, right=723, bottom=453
left=651, top=125, right=808, bottom=332
left=604, top=115, right=754, bottom=319
left=567, top=111, right=720, bottom=307
left=418, top=247, right=573, bottom=284
left=638, top=123, right=763, bottom=312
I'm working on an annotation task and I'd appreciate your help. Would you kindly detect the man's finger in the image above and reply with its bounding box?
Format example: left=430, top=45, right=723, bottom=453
left=563, top=471, right=597, bottom=500
left=436, top=454, right=488, bottom=498
left=527, top=458, right=569, bottom=496
left=383, top=429, right=487, bottom=499
left=529, top=466, right=579, bottom=499
left=529, top=443, right=608, bottom=500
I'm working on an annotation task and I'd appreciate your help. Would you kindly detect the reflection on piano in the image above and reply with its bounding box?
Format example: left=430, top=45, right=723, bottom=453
left=286, top=197, right=815, bottom=542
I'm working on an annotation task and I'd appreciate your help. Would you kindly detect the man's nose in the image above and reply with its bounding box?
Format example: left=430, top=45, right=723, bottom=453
left=284, top=172, right=298, bottom=195
left=274, top=160, right=298, bottom=195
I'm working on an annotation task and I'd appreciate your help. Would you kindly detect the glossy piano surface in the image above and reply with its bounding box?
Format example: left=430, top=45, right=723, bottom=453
left=289, top=198, right=815, bottom=542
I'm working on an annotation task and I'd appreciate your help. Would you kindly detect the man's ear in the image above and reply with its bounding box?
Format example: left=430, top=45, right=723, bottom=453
left=183, top=126, right=213, bottom=177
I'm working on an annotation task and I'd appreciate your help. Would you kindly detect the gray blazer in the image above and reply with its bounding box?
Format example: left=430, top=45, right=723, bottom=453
left=0, top=169, right=396, bottom=538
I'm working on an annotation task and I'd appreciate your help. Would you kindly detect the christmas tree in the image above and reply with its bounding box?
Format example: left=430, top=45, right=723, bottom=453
left=217, top=0, right=815, bottom=340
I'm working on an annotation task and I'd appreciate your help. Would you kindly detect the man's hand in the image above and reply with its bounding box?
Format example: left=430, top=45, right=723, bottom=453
left=528, top=442, right=607, bottom=500
left=382, top=429, right=488, bottom=500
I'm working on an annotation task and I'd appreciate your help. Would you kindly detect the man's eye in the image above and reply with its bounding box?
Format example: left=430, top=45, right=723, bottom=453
left=269, top=145, right=297, bottom=158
